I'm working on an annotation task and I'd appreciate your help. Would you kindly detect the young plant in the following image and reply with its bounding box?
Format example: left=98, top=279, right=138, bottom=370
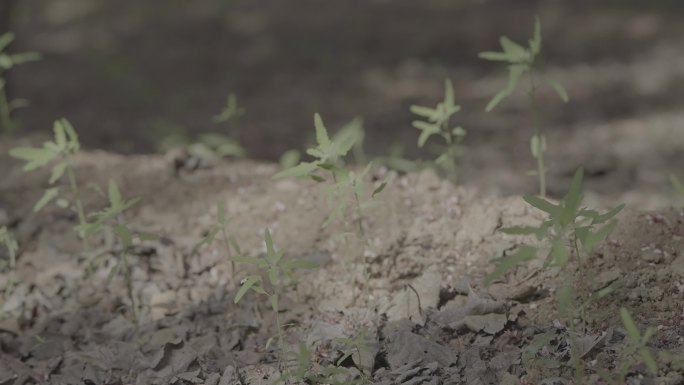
left=75, top=180, right=157, bottom=320
left=275, top=343, right=366, bottom=385
left=0, top=226, right=19, bottom=295
left=9, top=119, right=90, bottom=250
left=192, top=202, right=240, bottom=280
left=210, top=92, right=246, bottom=157
left=232, top=229, right=318, bottom=367
left=479, top=17, right=569, bottom=197
left=0, top=32, right=40, bottom=136
left=410, top=78, right=466, bottom=180
left=596, top=308, right=658, bottom=384
left=274, top=113, right=389, bottom=300
left=486, top=168, right=624, bottom=381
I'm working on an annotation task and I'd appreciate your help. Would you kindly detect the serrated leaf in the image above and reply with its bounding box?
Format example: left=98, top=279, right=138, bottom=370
left=113, top=224, right=133, bottom=247
left=34, top=187, right=59, bottom=212
left=483, top=245, right=537, bottom=286
left=313, top=113, right=331, bottom=148
left=234, top=275, right=262, bottom=303
left=49, top=161, right=68, bottom=184
left=546, top=79, right=569, bottom=103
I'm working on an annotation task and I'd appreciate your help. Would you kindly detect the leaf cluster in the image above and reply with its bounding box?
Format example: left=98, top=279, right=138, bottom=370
left=485, top=168, right=624, bottom=285
left=213, top=93, right=245, bottom=123
left=0, top=32, right=41, bottom=74
left=479, top=17, right=568, bottom=112
left=410, top=78, right=465, bottom=150
left=10, top=119, right=82, bottom=212
left=233, top=228, right=317, bottom=305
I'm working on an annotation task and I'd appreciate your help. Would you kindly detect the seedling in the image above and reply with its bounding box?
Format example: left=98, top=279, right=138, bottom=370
left=275, top=343, right=365, bottom=385
left=479, top=17, right=569, bottom=197
left=232, top=229, right=318, bottom=368
left=486, top=168, right=623, bottom=319
left=0, top=226, right=18, bottom=295
left=192, top=202, right=240, bottom=280
left=596, top=308, right=658, bottom=384
left=211, top=92, right=246, bottom=157
left=75, top=180, right=157, bottom=320
left=9, top=119, right=90, bottom=250
left=410, top=78, right=466, bottom=180
left=0, top=32, right=40, bottom=136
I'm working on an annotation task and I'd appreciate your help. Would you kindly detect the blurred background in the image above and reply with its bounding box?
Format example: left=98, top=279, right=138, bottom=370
left=3, top=0, right=684, bottom=202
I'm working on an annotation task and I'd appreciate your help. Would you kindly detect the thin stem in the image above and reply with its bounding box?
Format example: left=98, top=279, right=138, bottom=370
left=0, top=80, right=15, bottom=137
left=573, top=236, right=588, bottom=324
left=221, top=227, right=235, bottom=280
left=528, top=73, right=546, bottom=197
left=66, top=166, right=89, bottom=254
left=122, top=247, right=137, bottom=322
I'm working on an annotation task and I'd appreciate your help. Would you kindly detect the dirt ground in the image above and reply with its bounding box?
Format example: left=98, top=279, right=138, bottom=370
left=2, top=0, right=684, bottom=384
left=0, top=142, right=683, bottom=384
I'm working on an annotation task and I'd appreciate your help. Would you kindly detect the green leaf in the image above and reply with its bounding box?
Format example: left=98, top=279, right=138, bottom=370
left=234, top=275, right=262, bottom=303
left=556, top=285, right=573, bottom=320
left=313, top=113, right=331, bottom=148
left=230, top=254, right=268, bottom=267
left=413, top=120, right=439, bottom=147
left=264, top=228, right=276, bottom=258
left=268, top=267, right=278, bottom=286
left=550, top=237, right=568, bottom=267
left=546, top=79, right=569, bottom=103
left=560, top=168, right=584, bottom=226
left=0, top=32, right=15, bottom=51
left=529, top=16, right=542, bottom=56
left=34, top=187, right=59, bottom=212
left=620, top=307, right=640, bottom=342
left=270, top=294, right=279, bottom=313
left=593, top=204, right=625, bottom=224
left=485, top=89, right=509, bottom=112
left=273, top=161, right=318, bottom=179
left=9, top=147, right=57, bottom=171
left=639, top=347, right=658, bottom=375
left=409, top=105, right=437, bottom=118
left=582, top=219, right=618, bottom=255
left=108, top=180, right=123, bottom=209
left=282, top=259, right=318, bottom=271
left=478, top=51, right=511, bottom=62
left=499, top=36, right=527, bottom=61
left=499, top=225, right=545, bottom=237
left=483, top=245, right=537, bottom=286
left=444, top=78, right=455, bottom=107
left=49, top=161, right=68, bottom=184
left=113, top=224, right=133, bottom=247
left=523, top=195, right=560, bottom=216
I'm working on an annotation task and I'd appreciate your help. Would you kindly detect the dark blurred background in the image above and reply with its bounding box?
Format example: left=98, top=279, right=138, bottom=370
left=3, top=0, right=684, bottom=199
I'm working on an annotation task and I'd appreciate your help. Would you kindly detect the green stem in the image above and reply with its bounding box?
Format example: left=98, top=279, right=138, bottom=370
left=573, top=236, right=588, bottom=324
left=122, top=247, right=137, bottom=322
left=528, top=73, right=546, bottom=197
left=221, top=227, right=235, bottom=281
left=0, top=80, right=15, bottom=137
left=66, top=166, right=89, bottom=255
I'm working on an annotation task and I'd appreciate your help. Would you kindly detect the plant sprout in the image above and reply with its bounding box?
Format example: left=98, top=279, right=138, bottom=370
left=0, top=32, right=40, bottom=136
left=479, top=17, right=568, bottom=197
left=410, top=78, right=466, bottom=180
